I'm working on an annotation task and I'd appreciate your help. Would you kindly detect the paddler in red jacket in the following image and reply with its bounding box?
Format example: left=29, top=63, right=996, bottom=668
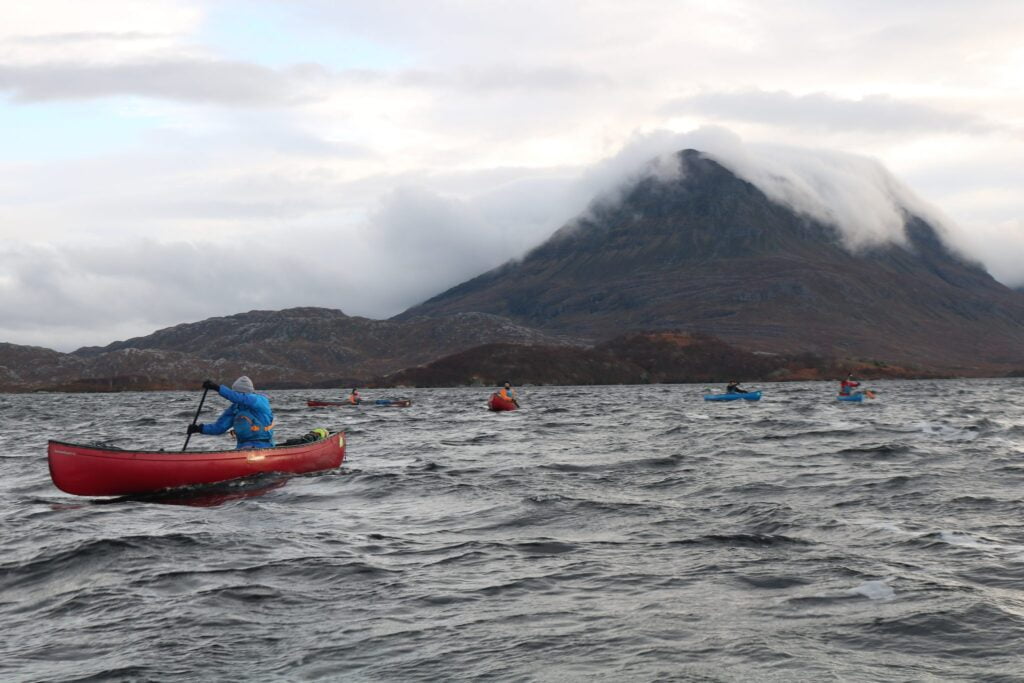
left=839, top=374, right=860, bottom=396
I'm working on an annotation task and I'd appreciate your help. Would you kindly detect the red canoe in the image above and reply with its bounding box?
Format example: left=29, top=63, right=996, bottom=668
left=488, top=394, right=518, bottom=412
left=47, top=432, right=346, bottom=497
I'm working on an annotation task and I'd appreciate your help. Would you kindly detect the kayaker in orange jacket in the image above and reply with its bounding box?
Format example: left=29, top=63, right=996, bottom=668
left=348, top=388, right=361, bottom=405
left=497, top=381, right=519, bottom=406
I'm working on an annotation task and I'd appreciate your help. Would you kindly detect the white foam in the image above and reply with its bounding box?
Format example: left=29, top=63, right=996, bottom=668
left=918, top=421, right=979, bottom=442
left=933, top=531, right=1024, bottom=558
left=848, top=580, right=895, bottom=600
left=937, top=531, right=992, bottom=549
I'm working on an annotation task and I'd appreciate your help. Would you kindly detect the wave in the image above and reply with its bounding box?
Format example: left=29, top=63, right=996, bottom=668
left=5, top=380, right=1024, bottom=680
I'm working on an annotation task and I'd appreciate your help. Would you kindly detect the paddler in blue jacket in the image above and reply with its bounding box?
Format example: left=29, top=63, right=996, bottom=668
left=186, top=376, right=275, bottom=449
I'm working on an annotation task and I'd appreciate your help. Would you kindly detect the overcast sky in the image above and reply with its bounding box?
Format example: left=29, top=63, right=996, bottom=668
left=2, top=0, right=1023, bottom=350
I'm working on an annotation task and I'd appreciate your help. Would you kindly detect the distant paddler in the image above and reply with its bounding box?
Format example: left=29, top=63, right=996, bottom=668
left=348, top=387, right=361, bottom=405
left=498, top=381, right=519, bottom=407
left=725, top=380, right=750, bottom=394
left=838, top=374, right=876, bottom=399
left=838, top=374, right=860, bottom=397
left=488, top=381, right=520, bottom=411
left=186, top=376, right=276, bottom=449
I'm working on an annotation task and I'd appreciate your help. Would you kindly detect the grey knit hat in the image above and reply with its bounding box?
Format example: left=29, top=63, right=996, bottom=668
left=232, top=376, right=255, bottom=394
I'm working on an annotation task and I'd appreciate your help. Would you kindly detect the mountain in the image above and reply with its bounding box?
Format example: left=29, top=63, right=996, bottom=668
left=385, top=332, right=941, bottom=387
left=0, top=342, right=291, bottom=392
left=0, top=308, right=571, bottom=392
left=74, top=307, right=569, bottom=374
left=398, top=150, right=1024, bottom=371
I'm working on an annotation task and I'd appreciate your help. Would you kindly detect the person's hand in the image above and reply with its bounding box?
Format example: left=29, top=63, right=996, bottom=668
left=187, top=423, right=203, bottom=435
left=202, top=379, right=219, bottom=391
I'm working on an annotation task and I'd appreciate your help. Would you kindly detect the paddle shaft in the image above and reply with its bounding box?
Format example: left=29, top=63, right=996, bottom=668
left=182, top=387, right=209, bottom=451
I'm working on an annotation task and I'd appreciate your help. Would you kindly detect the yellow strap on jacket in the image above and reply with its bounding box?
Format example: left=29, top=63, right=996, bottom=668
left=238, top=415, right=274, bottom=432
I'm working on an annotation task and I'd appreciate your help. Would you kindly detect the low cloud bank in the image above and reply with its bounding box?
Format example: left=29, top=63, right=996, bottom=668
left=2, top=128, right=1021, bottom=350
left=550, top=127, right=966, bottom=253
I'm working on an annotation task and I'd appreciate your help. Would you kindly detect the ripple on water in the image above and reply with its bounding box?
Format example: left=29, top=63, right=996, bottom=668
left=2, top=379, right=1024, bottom=680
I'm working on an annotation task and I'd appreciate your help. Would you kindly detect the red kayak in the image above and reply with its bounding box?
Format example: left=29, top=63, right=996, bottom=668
left=47, top=432, right=346, bottom=497
left=307, top=399, right=412, bottom=408
left=488, top=394, right=518, bottom=412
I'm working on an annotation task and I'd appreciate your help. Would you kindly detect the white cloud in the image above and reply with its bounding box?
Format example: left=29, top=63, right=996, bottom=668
left=0, top=60, right=323, bottom=106
left=944, top=219, right=1024, bottom=288
left=0, top=0, right=201, bottom=63
left=664, top=89, right=995, bottom=134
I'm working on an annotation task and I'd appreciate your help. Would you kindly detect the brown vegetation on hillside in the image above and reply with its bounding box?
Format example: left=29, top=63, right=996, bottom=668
left=384, top=332, right=945, bottom=387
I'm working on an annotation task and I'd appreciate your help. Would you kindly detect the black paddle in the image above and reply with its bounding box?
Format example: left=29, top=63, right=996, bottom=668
left=182, top=387, right=209, bottom=452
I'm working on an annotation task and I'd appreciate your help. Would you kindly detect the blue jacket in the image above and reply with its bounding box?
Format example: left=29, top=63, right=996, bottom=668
left=200, top=385, right=275, bottom=449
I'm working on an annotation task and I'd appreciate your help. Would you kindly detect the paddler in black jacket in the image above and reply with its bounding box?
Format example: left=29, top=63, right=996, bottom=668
left=725, top=380, right=749, bottom=394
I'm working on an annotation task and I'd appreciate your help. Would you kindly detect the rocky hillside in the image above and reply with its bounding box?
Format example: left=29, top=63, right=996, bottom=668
left=0, top=308, right=572, bottom=392
left=398, top=150, right=1024, bottom=372
left=384, top=332, right=941, bottom=387
left=0, top=342, right=297, bottom=392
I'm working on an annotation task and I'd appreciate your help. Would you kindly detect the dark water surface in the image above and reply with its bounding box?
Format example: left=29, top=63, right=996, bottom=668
left=3, top=380, right=1024, bottom=681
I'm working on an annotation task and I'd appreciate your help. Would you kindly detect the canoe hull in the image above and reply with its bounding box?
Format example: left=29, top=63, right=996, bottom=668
left=837, top=393, right=864, bottom=402
left=48, top=432, right=346, bottom=497
left=488, top=394, right=518, bottom=411
left=703, top=391, right=762, bottom=402
left=307, top=400, right=411, bottom=407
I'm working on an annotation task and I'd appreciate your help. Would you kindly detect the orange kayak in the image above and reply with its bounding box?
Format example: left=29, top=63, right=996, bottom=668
left=488, top=394, right=518, bottom=411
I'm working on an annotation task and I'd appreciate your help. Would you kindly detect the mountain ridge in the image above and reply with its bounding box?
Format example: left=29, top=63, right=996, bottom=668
left=0, top=307, right=575, bottom=392
left=397, top=149, right=1024, bottom=369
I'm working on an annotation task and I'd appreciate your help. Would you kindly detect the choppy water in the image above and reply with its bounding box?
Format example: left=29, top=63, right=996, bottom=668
left=3, top=380, right=1024, bottom=681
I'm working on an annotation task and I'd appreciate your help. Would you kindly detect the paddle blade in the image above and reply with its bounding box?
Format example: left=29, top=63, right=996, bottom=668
left=865, top=390, right=876, bottom=399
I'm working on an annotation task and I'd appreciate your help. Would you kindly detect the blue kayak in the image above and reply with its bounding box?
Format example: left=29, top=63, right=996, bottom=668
left=704, top=391, right=761, bottom=402
left=836, top=393, right=864, bottom=402
left=374, top=398, right=412, bottom=407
